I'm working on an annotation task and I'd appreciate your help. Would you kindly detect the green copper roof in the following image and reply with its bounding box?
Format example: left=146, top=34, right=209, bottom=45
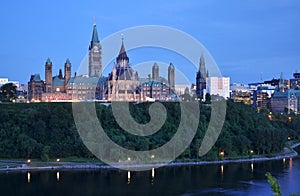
left=169, top=63, right=175, bottom=69
left=67, top=76, right=106, bottom=86
left=280, top=72, right=284, bottom=84
left=32, top=74, right=42, bottom=82
left=153, top=62, right=159, bottom=68
left=65, top=58, right=71, bottom=65
left=91, top=24, right=100, bottom=44
left=52, top=76, right=64, bottom=87
left=46, top=58, right=52, bottom=65
left=140, top=76, right=169, bottom=85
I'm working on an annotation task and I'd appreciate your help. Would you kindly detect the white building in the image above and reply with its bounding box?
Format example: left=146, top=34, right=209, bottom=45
left=0, top=78, right=9, bottom=86
left=0, top=78, right=19, bottom=88
left=175, top=84, right=191, bottom=96
left=206, top=77, right=230, bottom=99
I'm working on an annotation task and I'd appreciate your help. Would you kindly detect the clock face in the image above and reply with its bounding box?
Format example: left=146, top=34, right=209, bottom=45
left=94, top=46, right=99, bottom=52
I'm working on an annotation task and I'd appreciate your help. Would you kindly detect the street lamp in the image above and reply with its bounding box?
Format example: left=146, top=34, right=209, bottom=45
left=268, top=115, right=272, bottom=120
left=219, top=151, right=225, bottom=157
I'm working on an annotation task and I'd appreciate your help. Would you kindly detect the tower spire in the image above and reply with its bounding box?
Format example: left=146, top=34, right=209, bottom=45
left=199, top=54, right=206, bottom=78
left=117, top=35, right=129, bottom=64
left=89, top=24, right=100, bottom=49
left=88, top=23, right=102, bottom=77
left=279, top=72, right=285, bottom=92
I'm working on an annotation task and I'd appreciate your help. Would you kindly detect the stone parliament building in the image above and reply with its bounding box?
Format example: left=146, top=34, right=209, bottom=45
left=28, top=24, right=176, bottom=102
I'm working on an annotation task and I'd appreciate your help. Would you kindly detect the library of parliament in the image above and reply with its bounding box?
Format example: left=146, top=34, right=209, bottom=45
left=28, top=24, right=176, bottom=102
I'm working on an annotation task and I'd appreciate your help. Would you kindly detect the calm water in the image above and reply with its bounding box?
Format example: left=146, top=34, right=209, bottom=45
left=1, top=158, right=300, bottom=196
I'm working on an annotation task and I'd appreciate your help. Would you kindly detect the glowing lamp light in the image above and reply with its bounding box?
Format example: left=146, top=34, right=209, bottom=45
left=220, top=151, right=225, bottom=157
left=56, top=158, right=60, bottom=162
left=27, top=159, right=31, bottom=163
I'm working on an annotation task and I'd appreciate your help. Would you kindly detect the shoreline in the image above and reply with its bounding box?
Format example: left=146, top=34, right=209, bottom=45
left=0, top=149, right=298, bottom=172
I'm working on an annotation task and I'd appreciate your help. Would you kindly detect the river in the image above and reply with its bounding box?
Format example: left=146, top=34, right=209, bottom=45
left=1, top=156, right=300, bottom=195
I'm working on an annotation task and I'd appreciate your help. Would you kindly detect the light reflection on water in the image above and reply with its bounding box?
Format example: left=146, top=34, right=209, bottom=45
left=1, top=157, right=299, bottom=195
left=56, top=172, right=60, bottom=181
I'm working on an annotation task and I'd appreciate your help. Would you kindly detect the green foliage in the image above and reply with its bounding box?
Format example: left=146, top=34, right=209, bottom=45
left=0, top=101, right=299, bottom=160
left=265, top=172, right=281, bottom=196
left=0, top=83, right=17, bottom=102
left=41, top=146, right=50, bottom=162
left=204, top=93, right=211, bottom=104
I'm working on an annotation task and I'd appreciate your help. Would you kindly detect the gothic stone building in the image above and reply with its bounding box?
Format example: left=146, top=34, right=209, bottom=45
left=28, top=24, right=176, bottom=102
left=196, top=54, right=208, bottom=98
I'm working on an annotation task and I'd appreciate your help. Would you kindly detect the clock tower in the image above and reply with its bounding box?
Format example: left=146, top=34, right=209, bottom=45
left=89, top=24, right=102, bottom=77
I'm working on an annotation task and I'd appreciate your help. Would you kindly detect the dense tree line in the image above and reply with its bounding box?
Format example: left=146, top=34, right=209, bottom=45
left=0, top=101, right=299, bottom=161
left=0, top=83, right=17, bottom=102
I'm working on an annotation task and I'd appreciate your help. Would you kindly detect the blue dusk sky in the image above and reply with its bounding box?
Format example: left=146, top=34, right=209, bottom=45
left=0, top=0, right=299, bottom=85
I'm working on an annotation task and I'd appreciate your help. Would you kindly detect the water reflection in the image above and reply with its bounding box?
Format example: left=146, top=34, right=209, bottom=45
left=220, top=164, right=224, bottom=175
left=151, top=168, right=155, bottom=185
left=56, top=172, right=60, bottom=181
left=27, top=172, right=30, bottom=183
left=127, top=171, right=131, bottom=184
left=151, top=168, right=155, bottom=178
left=6, top=158, right=300, bottom=195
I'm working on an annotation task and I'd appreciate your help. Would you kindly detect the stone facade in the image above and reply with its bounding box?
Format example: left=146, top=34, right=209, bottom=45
left=196, top=54, right=208, bottom=98
left=28, top=24, right=176, bottom=102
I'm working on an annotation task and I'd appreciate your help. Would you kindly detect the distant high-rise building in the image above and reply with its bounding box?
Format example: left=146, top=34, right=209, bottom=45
left=290, top=70, right=300, bottom=90
left=152, top=63, right=159, bottom=81
left=89, top=24, right=102, bottom=77
left=253, top=85, right=275, bottom=110
left=196, top=54, right=207, bottom=98
left=168, top=63, right=175, bottom=90
left=206, top=77, right=230, bottom=99
left=230, top=84, right=255, bottom=105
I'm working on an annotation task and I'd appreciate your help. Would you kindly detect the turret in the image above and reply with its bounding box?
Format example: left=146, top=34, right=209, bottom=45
left=45, top=58, right=52, bottom=93
left=152, top=62, right=159, bottom=81
left=64, top=59, right=71, bottom=86
left=168, top=63, right=175, bottom=90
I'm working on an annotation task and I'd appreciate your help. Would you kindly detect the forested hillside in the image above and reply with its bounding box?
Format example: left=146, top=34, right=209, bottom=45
left=0, top=101, right=299, bottom=161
